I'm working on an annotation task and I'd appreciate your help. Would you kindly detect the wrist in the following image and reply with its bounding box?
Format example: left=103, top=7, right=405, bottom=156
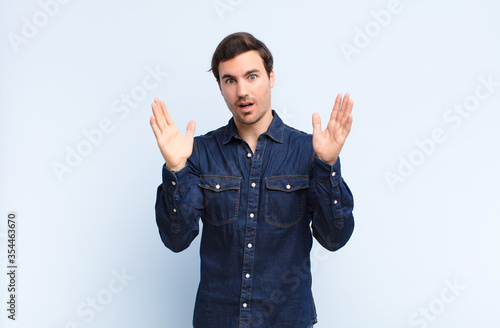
left=165, top=162, right=187, bottom=172
left=316, top=154, right=338, bottom=165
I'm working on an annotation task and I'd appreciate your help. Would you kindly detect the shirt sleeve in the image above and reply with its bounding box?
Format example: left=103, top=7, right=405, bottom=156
left=309, top=155, right=355, bottom=251
left=154, top=146, right=202, bottom=253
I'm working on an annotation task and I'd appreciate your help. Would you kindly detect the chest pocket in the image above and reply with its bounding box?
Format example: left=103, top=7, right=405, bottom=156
left=265, top=175, right=309, bottom=228
left=199, top=175, right=241, bottom=226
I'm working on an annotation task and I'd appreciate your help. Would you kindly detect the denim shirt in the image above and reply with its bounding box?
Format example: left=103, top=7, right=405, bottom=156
left=155, top=111, right=354, bottom=328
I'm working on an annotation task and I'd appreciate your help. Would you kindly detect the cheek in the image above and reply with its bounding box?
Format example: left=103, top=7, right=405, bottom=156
left=258, top=85, right=271, bottom=101
left=221, top=88, right=232, bottom=100
left=222, top=92, right=236, bottom=107
left=254, top=84, right=266, bottom=98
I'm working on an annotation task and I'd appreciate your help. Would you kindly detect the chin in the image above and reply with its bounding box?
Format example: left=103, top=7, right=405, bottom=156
left=236, top=116, right=255, bottom=125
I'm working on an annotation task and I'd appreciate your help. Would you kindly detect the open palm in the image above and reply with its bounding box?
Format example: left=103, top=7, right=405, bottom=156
left=150, top=98, right=196, bottom=171
left=312, top=93, right=353, bottom=164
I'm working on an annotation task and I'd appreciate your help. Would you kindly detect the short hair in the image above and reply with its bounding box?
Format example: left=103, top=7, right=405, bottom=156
left=210, top=32, right=273, bottom=83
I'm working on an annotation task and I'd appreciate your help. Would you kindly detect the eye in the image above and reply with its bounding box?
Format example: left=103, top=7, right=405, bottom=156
left=249, top=74, right=257, bottom=80
left=226, top=79, right=235, bottom=85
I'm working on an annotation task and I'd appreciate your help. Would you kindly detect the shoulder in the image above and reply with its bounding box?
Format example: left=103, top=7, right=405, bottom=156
left=281, top=123, right=313, bottom=160
left=283, top=123, right=312, bottom=141
left=195, top=125, right=225, bottom=140
left=193, top=125, right=227, bottom=149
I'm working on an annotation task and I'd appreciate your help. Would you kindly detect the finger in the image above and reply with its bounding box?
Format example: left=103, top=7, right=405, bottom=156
left=151, top=100, right=166, bottom=132
left=336, top=93, right=350, bottom=123
left=329, top=94, right=342, bottom=123
left=150, top=115, right=162, bottom=140
left=340, top=99, right=354, bottom=128
left=185, top=120, right=196, bottom=140
left=159, top=100, right=174, bottom=126
left=345, top=113, right=353, bottom=134
left=312, top=113, right=322, bottom=135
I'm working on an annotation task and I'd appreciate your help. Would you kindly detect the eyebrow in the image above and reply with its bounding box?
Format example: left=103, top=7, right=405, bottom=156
left=221, top=69, right=261, bottom=81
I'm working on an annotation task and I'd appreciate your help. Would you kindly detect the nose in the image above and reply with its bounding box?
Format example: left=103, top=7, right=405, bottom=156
left=237, top=81, right=249, bottom=98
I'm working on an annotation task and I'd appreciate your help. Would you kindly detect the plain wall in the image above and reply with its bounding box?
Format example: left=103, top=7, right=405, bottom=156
left=1, top=0, right=499, bottom=327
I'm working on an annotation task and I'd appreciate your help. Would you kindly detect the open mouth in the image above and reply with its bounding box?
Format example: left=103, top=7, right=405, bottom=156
left=238, top=102, right=254, bottom=109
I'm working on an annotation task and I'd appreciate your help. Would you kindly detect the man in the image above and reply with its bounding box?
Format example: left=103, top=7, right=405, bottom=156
left=150, top=32, right=354, bottom=328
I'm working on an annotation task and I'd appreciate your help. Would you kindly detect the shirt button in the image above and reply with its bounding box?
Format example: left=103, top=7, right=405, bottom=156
left=171, top=181, right=176, bottom=186
left=334, top=199, right=338, bottom=205
left=245, top=273, right=251, bottom=279
left=247, top=243, right=253, bottom=249
left=215, top=184, right=220, bottom=189
left=251, top=182, right=256, bottom=188
left=242, top=303, right=248, bottom=308
left=286, top=184, right=291, bottom=190
left=332, top=172, right=336, bottom=177
left=247, top=153, right=252, bottom=158
left=173, top=208, right=177, bottom=213
left=249, top=213, right=254, bottom=218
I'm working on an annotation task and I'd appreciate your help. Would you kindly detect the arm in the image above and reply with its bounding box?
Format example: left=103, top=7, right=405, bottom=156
left=150, top=98, right=201, bottom=252
left=310, top=156, right=354, bottom=251
left=310, top=93, right=355, bottom=251
left=155, top=150, right=203, bottom=253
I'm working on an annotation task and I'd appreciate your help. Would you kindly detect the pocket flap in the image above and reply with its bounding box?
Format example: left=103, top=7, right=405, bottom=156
left=265, top=175, right=309, bottom=192
left=199, top=175, right=241, bottom=192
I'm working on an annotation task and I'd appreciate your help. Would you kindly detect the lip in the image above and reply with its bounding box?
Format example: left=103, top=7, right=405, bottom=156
left=237, top=101, right=254, bottom=113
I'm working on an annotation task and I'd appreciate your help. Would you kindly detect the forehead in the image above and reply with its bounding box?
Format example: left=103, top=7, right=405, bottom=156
left=218, top=50, right=265, bottom=76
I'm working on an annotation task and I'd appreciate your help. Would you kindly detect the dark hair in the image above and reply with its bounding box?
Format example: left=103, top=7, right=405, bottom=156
left=210, top=32, right=273, bottom=83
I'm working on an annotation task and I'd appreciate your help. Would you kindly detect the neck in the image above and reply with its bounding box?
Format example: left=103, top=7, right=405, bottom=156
left=234, top=110, right=273, bottom=153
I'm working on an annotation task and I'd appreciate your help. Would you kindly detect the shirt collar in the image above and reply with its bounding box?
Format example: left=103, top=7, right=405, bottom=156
left=223, top=110, right=284, bottom=145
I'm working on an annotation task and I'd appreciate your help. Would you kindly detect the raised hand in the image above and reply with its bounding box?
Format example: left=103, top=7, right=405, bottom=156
left=312, top=93, right=353, bottom=165
left=150, top=98, right=196, bottom=171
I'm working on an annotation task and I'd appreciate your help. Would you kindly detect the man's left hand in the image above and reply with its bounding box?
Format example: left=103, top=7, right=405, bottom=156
left=312, top=93, right=354, bottom=165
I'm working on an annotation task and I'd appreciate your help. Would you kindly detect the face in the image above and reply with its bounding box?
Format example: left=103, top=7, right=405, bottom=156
left=218, top=50, right=275, bottom=129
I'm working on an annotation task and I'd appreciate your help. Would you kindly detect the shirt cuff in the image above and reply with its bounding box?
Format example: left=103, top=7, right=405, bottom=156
left=314, top=155, right=342, bottom=185
left=161, top=163, right=190, bottom=194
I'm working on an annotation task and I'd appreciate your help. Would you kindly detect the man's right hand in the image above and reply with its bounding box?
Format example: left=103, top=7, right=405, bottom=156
left=150, top=98, right=196, bottom=171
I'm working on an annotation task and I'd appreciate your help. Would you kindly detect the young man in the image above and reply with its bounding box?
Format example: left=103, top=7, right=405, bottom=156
left=150, top=32, right=354, bottom=328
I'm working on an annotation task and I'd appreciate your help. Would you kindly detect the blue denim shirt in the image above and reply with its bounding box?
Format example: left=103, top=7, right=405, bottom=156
left=155, top=111, right=354, bottom=328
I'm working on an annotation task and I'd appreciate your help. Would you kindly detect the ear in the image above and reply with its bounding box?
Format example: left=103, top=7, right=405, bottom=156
left=269, top=70, right=275, bottom=88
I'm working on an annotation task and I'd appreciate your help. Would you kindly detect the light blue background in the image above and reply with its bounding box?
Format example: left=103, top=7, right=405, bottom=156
left=1, top=0, right=499, bottom=327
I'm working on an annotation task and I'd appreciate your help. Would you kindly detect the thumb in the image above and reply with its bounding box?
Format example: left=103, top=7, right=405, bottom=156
left=186, top=120, right=196, bottom=139
left=312, top=113, right=322, bottom=135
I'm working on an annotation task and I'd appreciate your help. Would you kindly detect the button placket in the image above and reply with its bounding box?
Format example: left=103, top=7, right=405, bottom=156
left=239, top=141, right=265, bottom=325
